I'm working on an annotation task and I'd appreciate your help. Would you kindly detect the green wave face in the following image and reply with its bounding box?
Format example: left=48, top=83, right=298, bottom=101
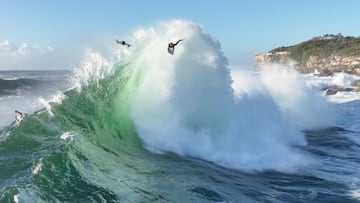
left=0, top=62, right=133, bottom=200
left=0, top=37, right=219, bottom=202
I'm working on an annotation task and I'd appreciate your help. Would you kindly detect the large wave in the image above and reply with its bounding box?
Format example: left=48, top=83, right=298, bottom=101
left=40, top=20, right=336, bottom=173
left=93, top=20, right=334, bottom=171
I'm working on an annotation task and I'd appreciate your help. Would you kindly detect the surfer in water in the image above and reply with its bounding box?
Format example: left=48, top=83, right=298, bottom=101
left=14, top=110, right=24, bottom=122
left=116, top=40, right=131, bottom=47
left=168, top=39, right=183, bottom=55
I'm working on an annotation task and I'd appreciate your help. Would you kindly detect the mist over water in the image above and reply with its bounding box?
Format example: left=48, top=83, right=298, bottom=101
left=259, top=63, right=336, bottom=130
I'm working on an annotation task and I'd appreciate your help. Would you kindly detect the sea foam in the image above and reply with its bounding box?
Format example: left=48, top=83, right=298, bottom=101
left=123, top=20, right=329, bottom=171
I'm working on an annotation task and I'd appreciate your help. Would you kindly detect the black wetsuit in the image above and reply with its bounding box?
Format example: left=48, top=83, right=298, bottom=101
left=168, top=39, right=183, bottom=55
left=116, top=40, right=130, bottom=47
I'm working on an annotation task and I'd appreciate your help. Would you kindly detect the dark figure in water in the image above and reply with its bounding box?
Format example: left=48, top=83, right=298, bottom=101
left=168, top=39, right=183, bottom=55
left=14, top=110, right=23, bottom=122
left=116, top=40, right=130, bottom=47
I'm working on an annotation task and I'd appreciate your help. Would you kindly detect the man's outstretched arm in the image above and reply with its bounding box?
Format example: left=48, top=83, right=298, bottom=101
left=174, top=39, right=183, bottom=46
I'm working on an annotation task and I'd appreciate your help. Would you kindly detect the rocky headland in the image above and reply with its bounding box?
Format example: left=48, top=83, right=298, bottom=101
left=255, top=34, right=360, bottom=76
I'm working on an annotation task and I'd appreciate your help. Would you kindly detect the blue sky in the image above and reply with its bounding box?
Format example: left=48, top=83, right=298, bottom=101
left=1, top=0, right=360, bottom=69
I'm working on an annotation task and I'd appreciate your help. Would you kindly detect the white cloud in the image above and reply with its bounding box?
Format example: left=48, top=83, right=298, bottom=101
left=0, top=40, right=52, bottom=56
left=0, top=40, right=82, bottom=70
left=0, top=40, right=18, bottom=53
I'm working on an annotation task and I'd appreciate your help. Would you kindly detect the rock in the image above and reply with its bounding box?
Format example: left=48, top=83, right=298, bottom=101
left=324, top=86, right=355, bottom=95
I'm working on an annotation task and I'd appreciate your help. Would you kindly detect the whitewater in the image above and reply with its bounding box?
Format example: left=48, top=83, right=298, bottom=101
left=1, top=20, right=360, bottom=202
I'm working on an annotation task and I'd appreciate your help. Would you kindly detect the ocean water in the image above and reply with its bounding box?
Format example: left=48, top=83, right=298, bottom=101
left=0, top=70, right=72, bottom=127
left=1, top=20, right=360, bottom=202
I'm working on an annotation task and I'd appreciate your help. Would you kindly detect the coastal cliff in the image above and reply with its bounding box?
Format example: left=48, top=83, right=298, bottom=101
left=255, top=34, right=360, bottom=76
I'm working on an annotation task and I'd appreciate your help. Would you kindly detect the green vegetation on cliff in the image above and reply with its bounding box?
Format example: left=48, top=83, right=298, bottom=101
left=270, top=34, right=360, bottom=63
